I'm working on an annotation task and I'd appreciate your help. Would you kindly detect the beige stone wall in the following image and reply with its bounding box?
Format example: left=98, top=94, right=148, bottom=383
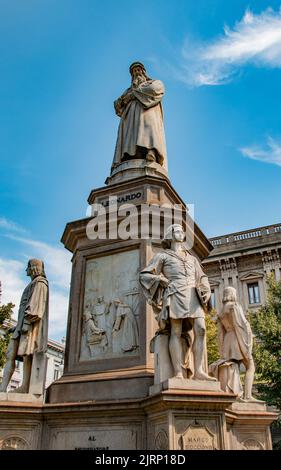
left=0, top=391, right=277, bottom=450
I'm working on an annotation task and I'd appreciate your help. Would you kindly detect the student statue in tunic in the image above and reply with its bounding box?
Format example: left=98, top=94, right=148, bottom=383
left=139, top=224, right=216, bottom=381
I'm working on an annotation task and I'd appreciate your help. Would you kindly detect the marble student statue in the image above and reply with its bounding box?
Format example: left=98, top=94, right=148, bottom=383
left=209, top=286, right=257, bottom=401
left=111, top=62, right=167, bottom=171
left=0, top=259, right=49, bottom=395
left=139, top=224, right=216, bottom=381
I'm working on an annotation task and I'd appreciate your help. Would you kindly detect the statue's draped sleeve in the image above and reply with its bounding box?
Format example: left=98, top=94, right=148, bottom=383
left=132, top=80, right=165, bottom=110
left=194, top=257, right=211, bottom=295
left=25, top=279, right=48, bottom=321
left=194, top=257, right=212, bottom=313
left=139, top=252, right=165, bottom=311
left=232, top=304, right=253, bottom=361
left=217, top=320, right=225, bottom=357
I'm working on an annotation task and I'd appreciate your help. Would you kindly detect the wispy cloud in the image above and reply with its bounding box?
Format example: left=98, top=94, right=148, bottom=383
left=240, top=136, right=281, bottom=167
left=6, top=235, right=71, bottom=290
left=0, top=217, right=27, bottom=234
left=0, top=222, right=72, bottom=341
left=0, top=255, right=69, bottom=340
left=0, top=258, right=26, bottom=308
left=177, top=7, right=281, bottom=86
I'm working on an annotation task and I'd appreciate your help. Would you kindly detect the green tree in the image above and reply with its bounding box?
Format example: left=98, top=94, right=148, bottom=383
left=206, top=310, right=220, bottom=365
left=0, top=302, right=14, bottom=369
left=250, top=275, right=281, bottom=448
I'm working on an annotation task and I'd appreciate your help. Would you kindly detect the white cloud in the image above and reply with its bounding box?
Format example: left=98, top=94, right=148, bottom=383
left=0, top=255, right=69, bottom=342
left=178, top=7, right=281, bottom=86
left=240, top=136, right=281, bottom=167
left=0, top=218, right=26, bottom=233
left=48, top=290, right=69, bottom=340
left=0, top=222, right=72, bottom=341
left=6, top=235, right=71, bottom=290
left=0, top=258, right=26, bottom=309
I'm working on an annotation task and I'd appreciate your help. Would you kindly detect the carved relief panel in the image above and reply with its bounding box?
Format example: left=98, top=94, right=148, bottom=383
left=80, top=250, right=140, bottom=361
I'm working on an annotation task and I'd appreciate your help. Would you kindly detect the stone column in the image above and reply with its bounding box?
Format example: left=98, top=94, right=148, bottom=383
left=219, top=257, right=239, bottom=302
left=262, top=249, right=280, bottom=278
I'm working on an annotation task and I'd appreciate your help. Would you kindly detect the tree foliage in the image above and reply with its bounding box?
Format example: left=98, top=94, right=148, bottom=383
left=206, top=310, right=220, bottom=365
left=251, top=275, right=281, bottom=409
left=0, top=302, right=14, bottom=369
left=250, top=275, right=281, bottom=447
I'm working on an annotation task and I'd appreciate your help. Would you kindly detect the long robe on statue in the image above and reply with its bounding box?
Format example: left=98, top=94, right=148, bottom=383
left=209, top=300, right=253, bottom=395
left=12, top=276, right=49, bottom=357
left=112, top=79, right=167, bottom=170
left=114, top=302, right=139, bottom=353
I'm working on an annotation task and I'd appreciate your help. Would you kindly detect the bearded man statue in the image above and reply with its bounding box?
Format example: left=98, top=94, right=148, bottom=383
left=111, top=62, right=167, bottom=171
left=0, top=259, right=49, bottom=395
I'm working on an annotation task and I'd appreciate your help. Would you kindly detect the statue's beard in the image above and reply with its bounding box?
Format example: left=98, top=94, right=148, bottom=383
left=132, top=73, right=146, bottom=87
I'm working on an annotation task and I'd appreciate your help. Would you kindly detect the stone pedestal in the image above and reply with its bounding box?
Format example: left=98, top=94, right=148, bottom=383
left=0, top=389, right=235, bottom=450
left=105, top=159, right=169, bottom=185
left=0, top=400, right=146, bottom=450
left=226, top=401, right=277, bottom=450
left=145, top=388, right=235, bottom=450
left=0, top=170, right=278, bottom=450
left=0, top=380, right=278, bottom=450
left=149, top=377, right=222, bottom=395
left=46, top=174, right=212, bottom=404
left=0, top=392, right=43, bottom=404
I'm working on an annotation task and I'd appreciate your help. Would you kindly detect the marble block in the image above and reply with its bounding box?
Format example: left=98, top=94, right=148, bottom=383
left=150, top=377, right=222, bottom=395
left=0, top=392, right=43, bottom=403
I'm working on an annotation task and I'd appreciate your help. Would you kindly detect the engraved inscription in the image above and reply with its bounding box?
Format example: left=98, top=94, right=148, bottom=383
left=180, top=422, right=216, bottom=450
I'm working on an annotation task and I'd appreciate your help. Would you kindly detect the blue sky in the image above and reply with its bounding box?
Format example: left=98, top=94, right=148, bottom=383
left=0, top=0, right=281, bottom=339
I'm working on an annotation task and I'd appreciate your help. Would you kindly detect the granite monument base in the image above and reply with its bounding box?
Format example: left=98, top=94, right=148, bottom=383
left=0, top=392, right=43, bottom=403
left=0, top=386, right=277, bottom=450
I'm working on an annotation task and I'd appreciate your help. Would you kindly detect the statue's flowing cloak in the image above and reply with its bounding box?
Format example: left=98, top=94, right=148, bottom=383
left=209, top=301, right=253, bottom=395
left=115, top=303, right=139, bottom=352
left=217, top=302, right=253, bottom=364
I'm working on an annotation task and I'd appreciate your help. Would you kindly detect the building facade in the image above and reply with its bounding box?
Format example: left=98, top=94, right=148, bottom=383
left=203, top=222, right=281, bottom=313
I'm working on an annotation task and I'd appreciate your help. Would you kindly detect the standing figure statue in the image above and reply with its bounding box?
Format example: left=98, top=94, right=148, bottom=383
left=0, top=259, right=49, bottom=395
left=112, top=62, right=167, bottom=171
left=209, top=287, right=257, bottom=401
left=139, top=224, right=216, bottom=381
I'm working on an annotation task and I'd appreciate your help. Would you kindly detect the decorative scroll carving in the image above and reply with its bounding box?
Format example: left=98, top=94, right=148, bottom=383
left=242, top=438, right=264, bottom=450
left=154, top=430, right=168, bottom=450
left=0, top=436, right=29, bottom=450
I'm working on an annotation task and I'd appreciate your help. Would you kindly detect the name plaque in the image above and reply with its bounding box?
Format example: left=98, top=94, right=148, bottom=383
left=96, top=191, right=143, bottom=207
left=180, top=422, right=217, bottom=450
